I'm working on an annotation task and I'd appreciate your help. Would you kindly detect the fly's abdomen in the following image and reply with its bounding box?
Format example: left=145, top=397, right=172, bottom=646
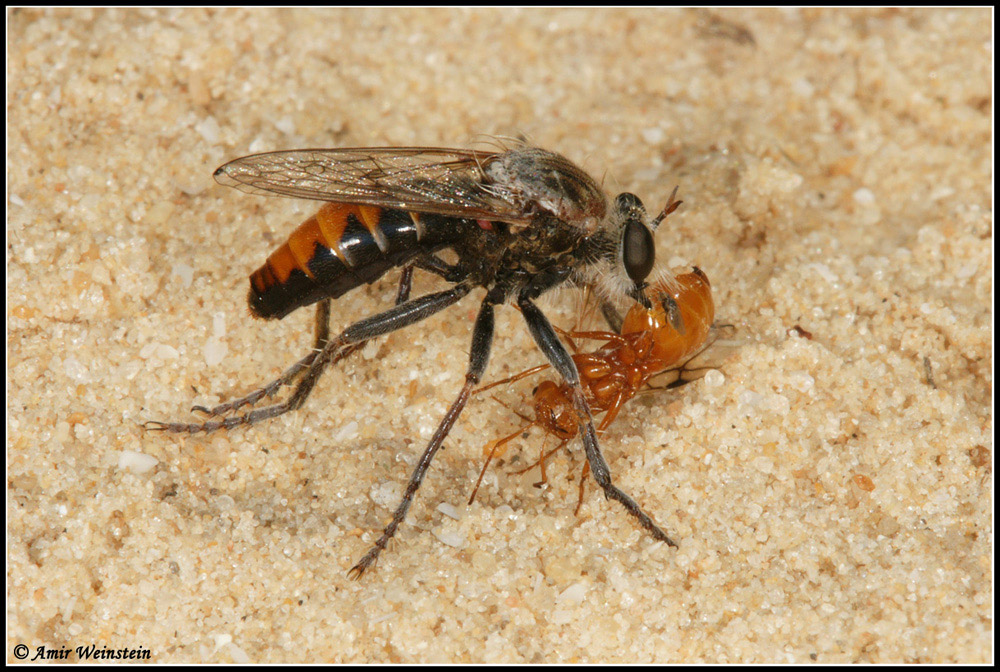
left=249, top=202, right=459, bottom=320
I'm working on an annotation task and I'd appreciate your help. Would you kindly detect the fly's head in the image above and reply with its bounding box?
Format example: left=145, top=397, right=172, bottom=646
left=581, top=187, right=683, bottom=310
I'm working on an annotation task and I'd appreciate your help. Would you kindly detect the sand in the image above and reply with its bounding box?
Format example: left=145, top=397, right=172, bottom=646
left=7, top=7, right=992, bottom=663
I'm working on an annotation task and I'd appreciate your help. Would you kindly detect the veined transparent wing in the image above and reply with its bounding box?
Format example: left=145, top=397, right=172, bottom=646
left=214, top=147, right=534, bottom=224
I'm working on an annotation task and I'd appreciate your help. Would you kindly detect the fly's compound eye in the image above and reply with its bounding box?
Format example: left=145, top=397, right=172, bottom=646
left=615, top=193, right=656, bottom=289
left=622, top=218, right=656, bottom=288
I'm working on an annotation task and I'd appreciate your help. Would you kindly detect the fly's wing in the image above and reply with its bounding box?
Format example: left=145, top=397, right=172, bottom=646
left=214, top=147, right=532, bottom=224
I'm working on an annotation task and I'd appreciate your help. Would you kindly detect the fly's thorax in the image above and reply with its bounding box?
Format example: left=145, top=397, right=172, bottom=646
left=477, top=215, right=589, bottom=295
left=482, top=148, right=607, bottom=233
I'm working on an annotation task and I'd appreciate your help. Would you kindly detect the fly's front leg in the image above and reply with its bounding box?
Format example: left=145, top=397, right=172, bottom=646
left=146, top=266, right=424, bottom=434
left=518, top=294, right=677, bottom=548
left=349, top=297, right=496, bottom=578
left=599, top=300, right=624, bottom=333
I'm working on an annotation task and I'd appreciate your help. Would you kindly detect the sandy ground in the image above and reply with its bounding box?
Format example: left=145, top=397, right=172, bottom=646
left=7, top=7, right=992, bottom=664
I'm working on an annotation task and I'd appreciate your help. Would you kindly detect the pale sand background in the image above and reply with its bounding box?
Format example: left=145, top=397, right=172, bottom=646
left=7, top=8, right=992, bottom=663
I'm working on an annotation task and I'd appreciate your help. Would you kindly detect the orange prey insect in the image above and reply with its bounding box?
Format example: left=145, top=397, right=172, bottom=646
left=469, top=269, right=715, bottom=521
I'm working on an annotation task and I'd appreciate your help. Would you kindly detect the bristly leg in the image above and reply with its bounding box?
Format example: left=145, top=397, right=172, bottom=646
left=349, top=296, right=495, bottom=578
left=518, top=291, right=677, bottom=549
left=145, top=267, right=415, bottom=434
left=190, top=298, right=333, bottom=419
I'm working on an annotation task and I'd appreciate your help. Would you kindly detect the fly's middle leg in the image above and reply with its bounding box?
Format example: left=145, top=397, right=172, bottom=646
left=570, top=384, right=677, bottom=547
left=349, top=297, right=495, bottom=578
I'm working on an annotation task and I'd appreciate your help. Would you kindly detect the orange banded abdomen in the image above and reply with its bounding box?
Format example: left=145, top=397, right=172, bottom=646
left=248, top=202, right=464, bottom=320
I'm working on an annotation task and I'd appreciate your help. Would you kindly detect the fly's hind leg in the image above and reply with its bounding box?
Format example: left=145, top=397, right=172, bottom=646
left=162, top=277, right=476, bottom=574
left=146, top=266, right=416, bottom=435
left=191, top=297, right=334, bottom=419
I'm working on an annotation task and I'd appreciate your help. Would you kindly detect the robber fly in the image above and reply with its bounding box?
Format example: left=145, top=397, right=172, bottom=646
left=148, top=143, right=685, bottom=577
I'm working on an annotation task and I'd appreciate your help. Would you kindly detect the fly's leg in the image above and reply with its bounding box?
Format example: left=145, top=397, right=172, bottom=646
left=148, top=268, right=415, bottom=432
left=143, top=267, right=458, bottom=435
left=221, top=263, right=417, bottom=417
left=575, top=460, right=589, bottom=515
left=190, top=298, right=334, bottom=419
left=599, top=300, right=624, bottom=333
left=349, top=297, right=495, bottom=578
left=197, top=266, right=416, bottom=420
left=518, top=292, right=677, bottom=549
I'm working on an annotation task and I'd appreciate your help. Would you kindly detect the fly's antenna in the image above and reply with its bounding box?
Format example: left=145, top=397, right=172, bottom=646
left=651, top=186, right=682, bottom=231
